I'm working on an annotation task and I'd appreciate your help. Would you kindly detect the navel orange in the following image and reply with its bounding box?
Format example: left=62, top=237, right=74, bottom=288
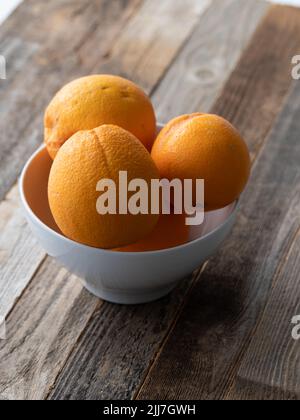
left=45, top=75, right=156, bottom=159
left=151, top=113, right=250, bottom=210
left=48, top=125, right=159, bottom=249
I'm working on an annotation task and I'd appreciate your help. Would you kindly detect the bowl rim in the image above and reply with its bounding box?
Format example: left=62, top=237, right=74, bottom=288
left=19, top=144, right=239, bottom=257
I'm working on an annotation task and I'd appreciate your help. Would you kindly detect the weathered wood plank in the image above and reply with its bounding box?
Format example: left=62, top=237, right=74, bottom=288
left=99, top=0, right=212, bottom=92
left=0, top=259, right=100, bottom=400
left=49, top=277, right=197, bottom=400
left=137, top=7, right=300, bottom=400
left=153, top=0, right=269, bottom=122
left=211, top=4, right=300, bottom=159
left=0, top=187, right=45, bottom=320
left=0, top=1, right=91, bottom=42
left=0, top=0, right=142, bottom=202
left=228, top=231, right=300, bottom=400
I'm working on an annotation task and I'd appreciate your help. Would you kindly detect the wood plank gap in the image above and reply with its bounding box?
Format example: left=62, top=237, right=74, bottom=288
left=0, top=259, right=101, bottom=400
left=0, top=0, right=144, bottom=201
left=2, top=253, right=47, bottom=321
left=227, top=226, right=300, bottom=399
left=133, top=264, right=207, bottom=400
left=222, top=223, right=300, bottom=399
left=73, top=0, right=143, bottom=57
left=151, top=0, right=269, bottom=122
left=146, top=0, right=215, bottom=99
left=44, top=298, right=104, bottom=400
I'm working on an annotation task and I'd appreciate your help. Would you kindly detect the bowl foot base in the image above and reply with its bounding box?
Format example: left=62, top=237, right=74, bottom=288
left=81, top=281, right=178, bottom=305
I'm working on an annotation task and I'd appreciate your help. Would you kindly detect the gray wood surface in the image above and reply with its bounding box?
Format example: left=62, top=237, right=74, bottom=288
left=50, top=277, right=196, bottom=400
left=153, top=0, right=268, bottom=122
left=227, top=82, right=300, bottom=400
left=232, top=232, right=300, bottom=400
left=0, top=187, right=45, bottom=320
left=100, top=0, right=212, bottom=92
left=0, top=0, right=143, bottom=201
left=0, top=260, right=100, bottom=400
left=137, top=5, right=300, bottom=400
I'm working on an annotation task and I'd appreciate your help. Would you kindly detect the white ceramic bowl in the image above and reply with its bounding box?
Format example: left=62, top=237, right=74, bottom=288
left=19, top=140, right=238, bottom=305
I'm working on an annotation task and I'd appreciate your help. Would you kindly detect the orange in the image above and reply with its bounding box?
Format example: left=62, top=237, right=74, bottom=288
left=151, top=113, right=250, bottom=211
left=48, top=125, right=159, bottom=249
left=115, top=212, right=190, bottom=252
left=44, top=74, right=156, bottom=159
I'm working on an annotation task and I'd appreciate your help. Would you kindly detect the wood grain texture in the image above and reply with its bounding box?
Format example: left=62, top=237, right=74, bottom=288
left=99, top=0, right=212, bottom=92
left=153, top=0, right=269, bottom=122
left=49, top=277, right=197, bottom=400
left=0, top=0, right=142, bottom=202
left=230, top=233, right=300, bottom=400
left=0, top=259, right=100, bottom=400
left=0, top=187, right=45, bottom=320
left=137, top=6, right=300, bottom=400
left=0, top=0, right=211, bottom=202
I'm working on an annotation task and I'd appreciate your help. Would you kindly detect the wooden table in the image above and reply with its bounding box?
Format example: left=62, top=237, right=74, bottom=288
left=0, top=0, right=299, bottom=400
